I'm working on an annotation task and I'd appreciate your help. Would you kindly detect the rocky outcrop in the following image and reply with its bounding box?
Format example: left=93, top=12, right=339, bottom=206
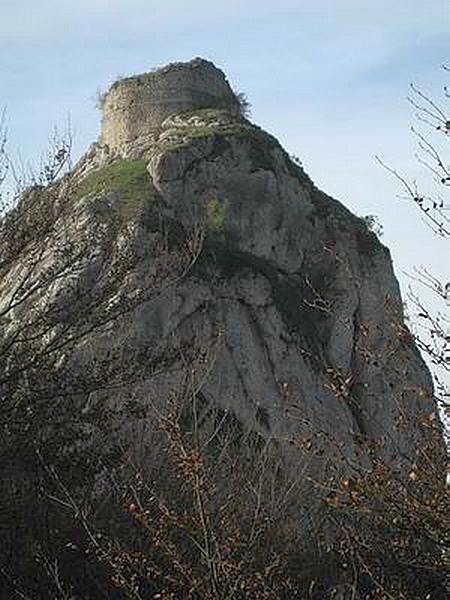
left=1, top=59, right=441, bottom=533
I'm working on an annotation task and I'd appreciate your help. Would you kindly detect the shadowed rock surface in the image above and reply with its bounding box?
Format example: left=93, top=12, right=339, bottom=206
left=1, top=58, right=442, bottom=556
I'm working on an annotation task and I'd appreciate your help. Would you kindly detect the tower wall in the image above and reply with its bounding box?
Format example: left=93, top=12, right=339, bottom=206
left=100, top=58, right=240, bottom=151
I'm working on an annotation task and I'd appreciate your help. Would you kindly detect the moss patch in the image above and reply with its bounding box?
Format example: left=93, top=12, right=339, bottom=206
left=76, top=160, right=154, bottom=222
left=206, top=197, right=226, bottom=237
left=201, top=197, right=240, bottom=270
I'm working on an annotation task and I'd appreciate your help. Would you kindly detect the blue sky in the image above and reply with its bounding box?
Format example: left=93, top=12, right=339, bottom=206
left=1, top=1, right=449, bottom=305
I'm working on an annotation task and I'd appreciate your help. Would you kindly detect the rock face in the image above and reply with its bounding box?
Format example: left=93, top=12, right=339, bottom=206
left=1, top=59, right=440, bottom=532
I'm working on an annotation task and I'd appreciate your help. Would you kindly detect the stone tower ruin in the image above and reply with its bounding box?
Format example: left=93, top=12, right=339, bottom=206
left=100, top=57, right=241, bottom=151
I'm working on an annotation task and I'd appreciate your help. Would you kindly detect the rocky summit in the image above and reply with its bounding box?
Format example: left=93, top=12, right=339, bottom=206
left=1, top=58, right=446, bottom=598
left=88, top=58, right=434, bottom=463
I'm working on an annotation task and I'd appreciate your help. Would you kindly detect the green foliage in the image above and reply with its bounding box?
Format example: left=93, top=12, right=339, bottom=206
left=200, top=198, right=241, bottom=277
left=205, top=197, right=226, bottom=237
left=76, top=159, right=154, bottom=222
left=205, top=197, right=238, bottom=249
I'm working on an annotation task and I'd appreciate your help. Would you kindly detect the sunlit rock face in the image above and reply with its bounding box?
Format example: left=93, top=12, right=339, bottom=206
left=2, top=58, right=441, bottom=533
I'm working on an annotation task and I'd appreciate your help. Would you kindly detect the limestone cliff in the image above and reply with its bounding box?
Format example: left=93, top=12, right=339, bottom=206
left=1, top=58, right=441, bottom=539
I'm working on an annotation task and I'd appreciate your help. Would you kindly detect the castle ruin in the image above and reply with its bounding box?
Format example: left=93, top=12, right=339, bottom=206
left=100, top=57, right=241, bottom=151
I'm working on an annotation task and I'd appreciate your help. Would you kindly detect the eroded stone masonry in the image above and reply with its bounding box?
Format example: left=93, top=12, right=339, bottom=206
left=100, top=57, right=241, bottom=151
